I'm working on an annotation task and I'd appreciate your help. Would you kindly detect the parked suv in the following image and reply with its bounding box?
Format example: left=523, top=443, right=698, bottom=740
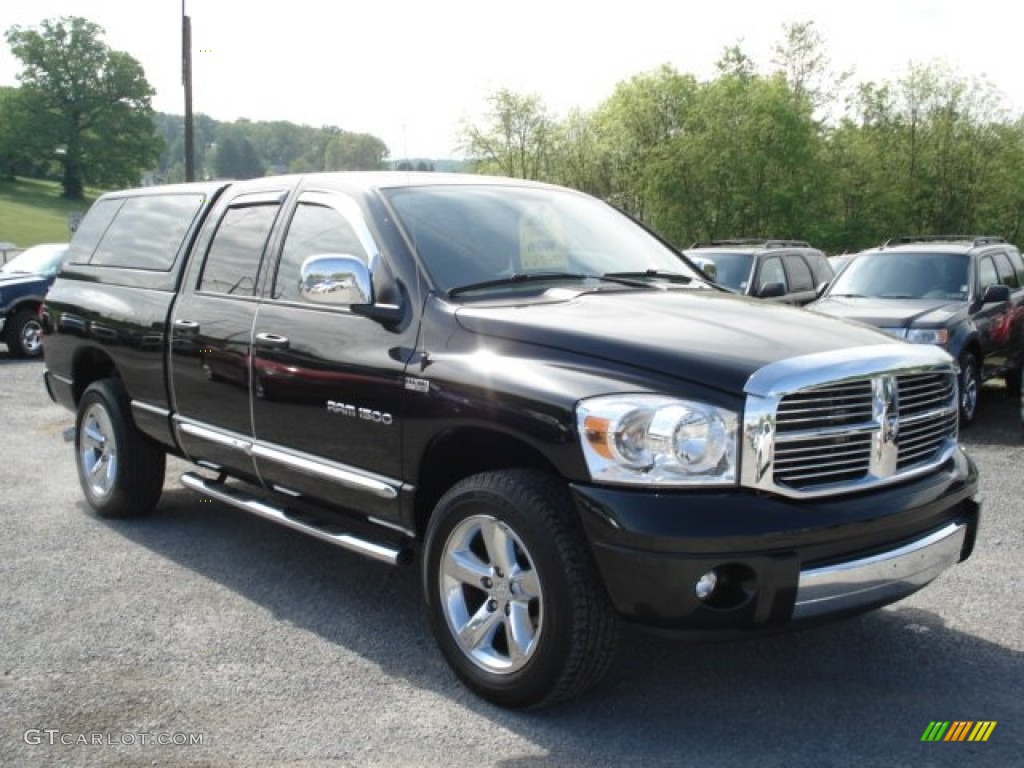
left=684, top=239, right=834, bottom=305
left=810, top=235, right=1024, bottom=425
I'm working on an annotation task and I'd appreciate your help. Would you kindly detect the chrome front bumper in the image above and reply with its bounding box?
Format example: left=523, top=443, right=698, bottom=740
left=793, top=522, right=967, bottom=620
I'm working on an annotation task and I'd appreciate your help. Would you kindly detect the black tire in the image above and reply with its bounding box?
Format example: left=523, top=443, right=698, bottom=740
left=423, top=469, right=619, bottom=709
left=5, top=308, right=44, bottom=358
left=75, top=380, right=166, bottom=518
left=958, top=352, right=980, bottom=427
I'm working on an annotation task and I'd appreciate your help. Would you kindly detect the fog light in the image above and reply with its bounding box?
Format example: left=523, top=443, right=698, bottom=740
left=695, top=570, right=718, bottom=601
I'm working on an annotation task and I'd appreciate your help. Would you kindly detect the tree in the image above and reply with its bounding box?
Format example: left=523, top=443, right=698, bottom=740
left=771, top=20, right=850, bottom=117
left=0, top=87, right=41, bottom=180
left=460, top=89, right=556, bottom=179
left=323, top=132, right=388, bottom=171
left=5, top=16, right=161, bottom=199
left=588, top=65, right=699, bottom=219
left=212, top=129, right=265, bottom=180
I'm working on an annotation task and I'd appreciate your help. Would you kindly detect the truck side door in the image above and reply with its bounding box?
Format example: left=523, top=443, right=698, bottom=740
left=249, top=189, right=415, bottom=525
left=169, top=191, right=285, bottom=480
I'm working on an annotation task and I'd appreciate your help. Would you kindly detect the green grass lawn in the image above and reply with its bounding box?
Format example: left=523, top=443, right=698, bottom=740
left=0, top=177, right=101, bottom=254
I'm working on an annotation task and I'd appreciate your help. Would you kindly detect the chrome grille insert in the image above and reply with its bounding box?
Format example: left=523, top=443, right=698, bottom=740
left=741, top=345, right=959, bottom=499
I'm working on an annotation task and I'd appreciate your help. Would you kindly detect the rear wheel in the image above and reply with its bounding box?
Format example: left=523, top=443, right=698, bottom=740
left=75, top=380, right=166, bottom=518
left=423, top=470, right=619, bottom=709
left=958, top=352, right=979, bottom=427
left=5, top=308, right=44, bottom=358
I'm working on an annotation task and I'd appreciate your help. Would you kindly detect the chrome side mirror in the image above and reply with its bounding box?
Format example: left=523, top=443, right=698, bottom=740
left=299, top=254, right=372, bottom=306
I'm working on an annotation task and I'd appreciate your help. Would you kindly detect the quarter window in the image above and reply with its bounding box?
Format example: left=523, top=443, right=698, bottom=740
left=198, top=203, right=280, bottom=295
left=67, top=198, right=122, bottom=264
left=90, top=194, right=209, bottom=271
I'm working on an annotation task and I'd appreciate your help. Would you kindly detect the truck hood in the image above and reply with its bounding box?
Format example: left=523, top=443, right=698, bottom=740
left=0, top=273, right=48, bottom=290
left=454, top=289, right=904, bottom=394
left=810, top=297, right=963, bottom=328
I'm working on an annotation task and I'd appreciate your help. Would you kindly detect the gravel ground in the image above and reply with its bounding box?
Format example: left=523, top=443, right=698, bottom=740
left=1, top=353, right=1021, bottom=767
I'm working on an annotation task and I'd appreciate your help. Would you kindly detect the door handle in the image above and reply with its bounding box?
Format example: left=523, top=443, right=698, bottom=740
left=254, top=332, right=290, bottom=350
left=174, top=319, right=200, bottom=335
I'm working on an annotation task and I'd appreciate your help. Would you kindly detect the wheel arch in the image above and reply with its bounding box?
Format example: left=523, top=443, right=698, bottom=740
left=71, top=346, right=119, bottom=405
left=5, top=298, right=43, bottom=319
left=413, top=427, right=562, bottom=538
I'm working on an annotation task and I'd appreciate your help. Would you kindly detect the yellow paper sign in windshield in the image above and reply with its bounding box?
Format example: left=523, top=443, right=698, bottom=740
left=519, top=205, right=567, bottom=271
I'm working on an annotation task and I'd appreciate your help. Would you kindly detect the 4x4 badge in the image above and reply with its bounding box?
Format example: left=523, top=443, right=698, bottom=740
left=405, top=377, right=430, bottom=393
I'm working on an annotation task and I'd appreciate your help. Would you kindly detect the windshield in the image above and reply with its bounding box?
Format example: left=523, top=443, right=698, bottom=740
left=384, top=184, right=701, bottom=294
left=828, top=251, right=969, bottom=300
left=691, top=251, right=754, bottom=291
left=1, top=243, right=69, bottom=277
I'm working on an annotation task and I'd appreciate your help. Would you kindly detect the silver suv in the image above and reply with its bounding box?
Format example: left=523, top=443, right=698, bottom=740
left=684, top=239, right=834, bottom=305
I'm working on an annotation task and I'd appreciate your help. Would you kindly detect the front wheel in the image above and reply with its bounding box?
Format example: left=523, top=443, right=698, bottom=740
left=5, top=308, right=44, bottom=358
left=75, top=380, right=166, bottom=518
left=423, top=470, right=619, bottom=709
left=958, top=352, right=980, bottom=427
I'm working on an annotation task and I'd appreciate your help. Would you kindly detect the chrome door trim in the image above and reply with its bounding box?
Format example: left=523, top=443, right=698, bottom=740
left=176, top=418, right=254, bottom=454
left=172, top=417, right=403, bottom=501
left=131, top=400, right=171, bottom=418
left=250, top=442, right=399, bottom=500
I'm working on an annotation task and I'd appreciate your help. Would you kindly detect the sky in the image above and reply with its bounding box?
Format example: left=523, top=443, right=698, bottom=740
left=1, top=0, right=1022, bottom=160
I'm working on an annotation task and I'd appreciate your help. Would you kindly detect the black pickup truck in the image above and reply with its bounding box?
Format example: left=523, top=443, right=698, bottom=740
left=42, top=172, right=980, bottom=708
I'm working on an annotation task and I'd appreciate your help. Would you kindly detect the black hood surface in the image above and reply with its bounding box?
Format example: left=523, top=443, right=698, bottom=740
left=810, top=297, right=963, bottom=329
left=455, top=289, right=905, bottom=394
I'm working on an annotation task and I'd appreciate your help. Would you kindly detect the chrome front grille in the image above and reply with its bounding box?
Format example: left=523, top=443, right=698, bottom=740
left=895, top=372, right=958, bottom=470
left=741, top=345, right=960, bottom=499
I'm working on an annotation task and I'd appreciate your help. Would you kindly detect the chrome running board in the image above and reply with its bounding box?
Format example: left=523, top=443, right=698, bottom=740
left=180, top=471, right=411, bottom=566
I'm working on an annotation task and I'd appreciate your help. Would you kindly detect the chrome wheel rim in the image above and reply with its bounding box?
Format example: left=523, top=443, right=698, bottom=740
left=961, top=361, right=978, bottom=420
left=439, top=514, right=543, bottom=675
left=80, top=402, right=118, bottom=499
left=21, top=319, right=42, bottom=355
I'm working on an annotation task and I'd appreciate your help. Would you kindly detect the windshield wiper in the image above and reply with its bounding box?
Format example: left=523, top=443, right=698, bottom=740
left=828, top=293, right=868, bottom=298
left=604, top=269, right=695, bottom=284
left=448, top=272, right=647, bottom=297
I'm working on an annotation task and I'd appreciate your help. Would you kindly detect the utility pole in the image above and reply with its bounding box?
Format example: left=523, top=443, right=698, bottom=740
left=182, top=1, right=195, bottom=182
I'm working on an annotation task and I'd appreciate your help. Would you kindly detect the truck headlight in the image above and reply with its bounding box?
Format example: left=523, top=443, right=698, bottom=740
left=905, top=328, right=949, bottom=345
left=577, top=395, right=738, bottom=486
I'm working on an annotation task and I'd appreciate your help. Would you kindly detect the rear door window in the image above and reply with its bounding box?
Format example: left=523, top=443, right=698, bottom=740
left=198, top=203, right=281, bottom=296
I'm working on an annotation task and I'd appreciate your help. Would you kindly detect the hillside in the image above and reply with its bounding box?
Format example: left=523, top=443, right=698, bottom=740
left=0, top=178, right=99, bottom=256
